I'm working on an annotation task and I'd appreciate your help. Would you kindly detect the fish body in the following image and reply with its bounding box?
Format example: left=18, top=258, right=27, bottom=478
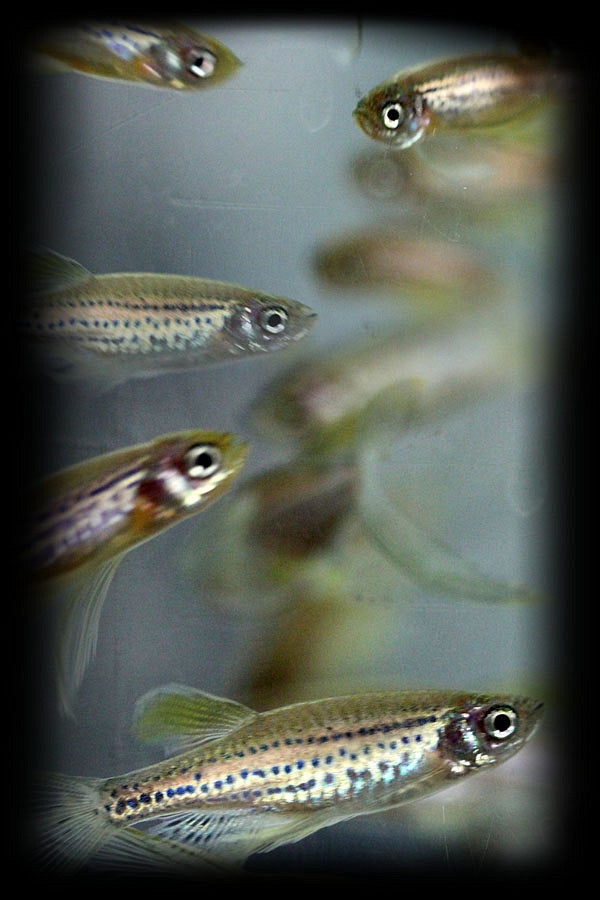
left=254, top=317, right=537, bottom=454
left=31, top=685, right=543, bottom=873
left=314, top=228, right=495, bottom=307
left=28, top=20, right=242, bottom=89
left=21, top=249, right=317, bottom=384
left=22, top=432, right=247, bottom=714
left=353, top=53, right=561, bottom=149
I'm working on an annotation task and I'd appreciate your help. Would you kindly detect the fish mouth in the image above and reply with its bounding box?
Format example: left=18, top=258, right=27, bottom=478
left=352, top=104, right=375, bottom=138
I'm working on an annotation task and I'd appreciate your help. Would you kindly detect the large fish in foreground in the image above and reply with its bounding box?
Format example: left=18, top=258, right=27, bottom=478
left=29, top=684, right=543, bottom=875
left=21, top=431, right=247, bottom=715
left=21, top=249, right=317, bottom=386
left=27, top=20, right=242, bottom=90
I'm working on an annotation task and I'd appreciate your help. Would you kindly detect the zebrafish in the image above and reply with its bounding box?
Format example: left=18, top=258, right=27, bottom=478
left=21, top=431, right=247, bottom=715
left=29, top=684, right=543, bottom=875
left=27, top=20, right=241, bottom=90
left=353, top=52, right=564, bottom=150
left=21, top=249, right=317, bottom=386
left=253, top=315, right=541, bottom=455
left=313, top=227, right=497, bottom=312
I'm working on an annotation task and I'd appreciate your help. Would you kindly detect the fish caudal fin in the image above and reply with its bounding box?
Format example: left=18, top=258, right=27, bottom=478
left=26, top=772, right=111, bottom=873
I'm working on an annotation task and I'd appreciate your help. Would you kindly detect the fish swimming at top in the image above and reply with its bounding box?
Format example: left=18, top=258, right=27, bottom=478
left=353, top=52, right=566, bottom=150
left=21, top=430, right=247, bottom=715
left=20, top=249, right=317, bottom=386
left=27, top=20, right=242, bottom=89
left=28, top=684, right=543, bottom=875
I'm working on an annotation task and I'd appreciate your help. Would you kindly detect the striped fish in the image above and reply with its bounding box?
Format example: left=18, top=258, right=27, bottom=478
left=29, top=684, right=543, bottom=874
left=21, top=249, right=317, bottom=387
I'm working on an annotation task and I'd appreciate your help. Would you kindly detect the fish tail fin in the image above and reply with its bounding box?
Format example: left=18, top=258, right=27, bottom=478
left=26, top=772, right=112, bottom=873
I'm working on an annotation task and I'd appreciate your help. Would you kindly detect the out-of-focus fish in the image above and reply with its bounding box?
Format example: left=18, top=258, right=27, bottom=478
left=253, top=316, right=541, bottom=455
left=21, top=249, right=317, bottom=386
left=356, top=386, right=543, bottom=604
left=29, top=684, right=543, bottom=875
left=351, top=138, right=558, bottom=210
left=27, top=20, right=242, bottom=89
left=353, top=52, right=565, bottom=150
left=181, top=454, right=418, bottom=616
left=22, top=430, right=247, bottom=715
left=314, top=228, right=497, bottom=312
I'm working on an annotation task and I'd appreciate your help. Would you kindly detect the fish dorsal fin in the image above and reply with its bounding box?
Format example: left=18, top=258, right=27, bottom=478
left=133, top=683, right=259, bottom=753
left=26, top=247, right=94, bottom=294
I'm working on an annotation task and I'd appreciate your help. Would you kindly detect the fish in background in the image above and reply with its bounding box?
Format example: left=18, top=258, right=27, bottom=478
left=351, top=137, right=559, bottom=213
left=181, top=455, right=420, bottom=617
left=313, top=227, right=498, bottom=314
left=21, top=430, right=247, bottom=716
left=28, top=684, right=543, bottom=875
left=355, top=385, right=543, bottom=604
left=20, top=248, right=317, bottom=387
left=26, top=20, right=242, bottom=90
left=253, top=314, right=543, bottom=456
left=353, top=51, right=569, bottom=150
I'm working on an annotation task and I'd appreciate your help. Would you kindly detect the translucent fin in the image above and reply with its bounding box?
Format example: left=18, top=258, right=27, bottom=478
left=25, top=246, right=94, bottom=294
left=357, top=386, right=541, bottom=604
left=145, top=805, right=342, bottom=864
left=133, top=683, right=258, bottom=753
left=92, top=827, right=235, bottom=877
left=54, top=553, right=125, bottom=718
left=27, top=772, right=111, bottom=873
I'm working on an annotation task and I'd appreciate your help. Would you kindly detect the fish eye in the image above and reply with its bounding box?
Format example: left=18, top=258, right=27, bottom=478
left=260, top=307, right=289, bottom=335
left=382, top=102, right=405, bottom=130
left=482, top=705, right=519, bottom=741
left=185, top=47, right=217, bottom=78
left=184, top=444, right=222, bottom=479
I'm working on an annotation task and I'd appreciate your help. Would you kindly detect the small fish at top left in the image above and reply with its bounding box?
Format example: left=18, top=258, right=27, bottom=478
left=20, top=430, right=248, bottom=716
left=20, top=248, right=317, bottom=388
left=26, top=20, right=242, bottom=90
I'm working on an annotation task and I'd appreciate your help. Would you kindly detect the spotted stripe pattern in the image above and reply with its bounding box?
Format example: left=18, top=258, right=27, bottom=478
left=99, top=694, right=454, bottom=825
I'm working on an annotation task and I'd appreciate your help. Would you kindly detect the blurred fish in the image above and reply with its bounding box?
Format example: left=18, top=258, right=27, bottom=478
left=181, top=454, right=418, bottom=617
left=356, top=386, right=543, bottom=604
left=314, top=228, right=497, bottom=313
left=351, top=138, right=558, bottom=211
left=21, top=248, right=317, bottom=386
left=254, top=315, right=542, bottom=455
left=353, top=52, right=565, bottom=150
left=27, top=20, right=242, bottom=89
left=29, top=684, right=543, bottom=874
left=22, top=430, right=247, bottom=715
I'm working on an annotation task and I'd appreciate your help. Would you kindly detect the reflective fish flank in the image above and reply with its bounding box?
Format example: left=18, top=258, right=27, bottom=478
left=30, top=685, right=543, bottom=874
left=27, top=20, right=242, bottom=89
left=353, top=52, right=564, bottom=149
left=22, top=431, right=247, bottom=715
left=21, top=249, right=317, bottom=385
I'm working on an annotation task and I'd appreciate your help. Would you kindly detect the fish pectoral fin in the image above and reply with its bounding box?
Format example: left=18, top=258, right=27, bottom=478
left=145, top=806, right=336, bottom=863
left=26, top=246, right=94, bottom=294
left=132, top=683, right=259, bottom=753
left=54, top=553, right=125, bottom=718
left=93, top=826, right=234, bottom=877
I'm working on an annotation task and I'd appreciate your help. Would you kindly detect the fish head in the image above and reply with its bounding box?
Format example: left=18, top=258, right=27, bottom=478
left=353, top=88, right=432, bottom=149
left=146, top=27, right=242, bottom=89
left=223, top=294, right=317, bottom=356
left=135, top=431, right=248, bottom=524
left=438, top=694, right=544, bottom=776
